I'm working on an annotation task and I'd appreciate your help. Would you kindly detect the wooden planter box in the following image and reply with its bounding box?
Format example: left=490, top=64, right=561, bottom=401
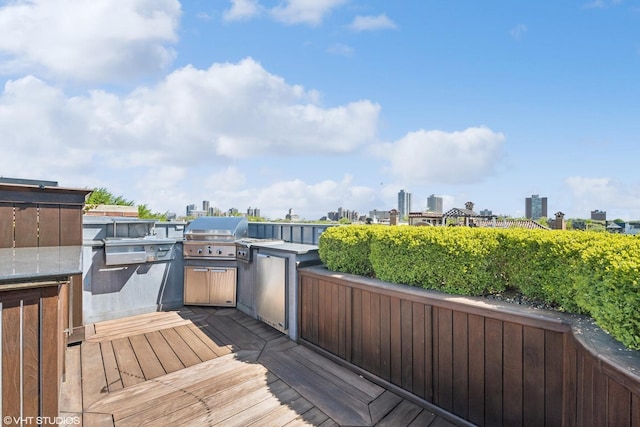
left=298, top=266, right=640, bottom=427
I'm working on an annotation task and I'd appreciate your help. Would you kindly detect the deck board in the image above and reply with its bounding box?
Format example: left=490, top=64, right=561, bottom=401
left=65, top=307, right=463, bottom=426
left=185, top=322, right=232, bottom=357
left=173, top=324, right=218, bottom=361
left=110, top=337, right=146, bottom=387
left=144, top=330, right=186, bottom=373
left=128, top=334, right=167, bottom=379
left=259, top=348, right=372, bottom=426
left=159, top=327, right=202, bottom=367
left=100, top=341, right=124, bottom=392
left=80, top=341, right=108, bottom=410
left=59, top=345, right=83, bottom=413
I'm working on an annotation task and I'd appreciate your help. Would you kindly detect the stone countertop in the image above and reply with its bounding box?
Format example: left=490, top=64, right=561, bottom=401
left=252, top=242, right=318, bottom=255
left=0, top=246, right=83, bottom=283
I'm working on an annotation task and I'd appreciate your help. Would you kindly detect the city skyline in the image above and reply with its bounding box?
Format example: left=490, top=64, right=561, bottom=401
left=1, top=2, right=639, bottom=220
left=182, top=191, right=617, bottom=222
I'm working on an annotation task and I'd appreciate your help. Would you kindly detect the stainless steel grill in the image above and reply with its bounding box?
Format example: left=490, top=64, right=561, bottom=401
left=183, top=217, right=249, bottom=308
left=183, top=217, right=249, bottom=260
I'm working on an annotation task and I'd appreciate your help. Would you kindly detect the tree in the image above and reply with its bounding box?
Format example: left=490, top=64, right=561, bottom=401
left=85, top=187, right=167, bottom=220
left=86, top=187, right=133, bottom=207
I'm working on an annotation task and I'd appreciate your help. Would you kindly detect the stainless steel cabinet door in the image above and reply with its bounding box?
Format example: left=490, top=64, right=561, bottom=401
left=256, top=254, right=287, bottom=332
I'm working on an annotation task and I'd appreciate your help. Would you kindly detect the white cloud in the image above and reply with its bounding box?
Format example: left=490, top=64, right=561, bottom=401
left=565, top=176, right=640, bottom=219
left=0, top=59, right=380, bottom=167
left=348, top=14, right=397, bottom=32
left=248, top=175, right=377, bottom=219
left=223, top=0, right=262, bottom=22
left=0, top=0, right=180, bottom=83
left=375, top=127, right=506, bottom=185
left=270, top=0, right=348, bottom=26
left=0, top=59, right=380, bottom=216
left=509, top=24, right=528, bottom=40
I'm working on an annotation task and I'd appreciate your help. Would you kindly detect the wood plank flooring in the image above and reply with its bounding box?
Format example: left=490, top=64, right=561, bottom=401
left=60, top=307, right=463, bottom=426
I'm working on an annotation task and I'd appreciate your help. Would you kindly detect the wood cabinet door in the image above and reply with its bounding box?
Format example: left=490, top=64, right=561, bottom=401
left=208, top=267, right=237, bottom=306
left=184, top=267, right=210, bottom=304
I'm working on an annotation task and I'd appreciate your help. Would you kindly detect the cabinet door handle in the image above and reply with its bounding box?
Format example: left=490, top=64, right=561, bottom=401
left=192, top=268, right=208, bottom=272
left=210, top=268, right=227, bottom=273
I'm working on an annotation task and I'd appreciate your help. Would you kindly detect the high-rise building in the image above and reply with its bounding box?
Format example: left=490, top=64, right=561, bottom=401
left=525, top=194, right=548, bottom=220
left=427, top=194, right=443, bottom=213
left=398, top=189, right=412, bottom=219
left=203, top=200, right=210, bottom=212
left=247, top=207, right=261, bottom=217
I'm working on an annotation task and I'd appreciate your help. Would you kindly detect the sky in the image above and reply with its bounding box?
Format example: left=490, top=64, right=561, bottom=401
left=1, top=0, right=639, bottom=221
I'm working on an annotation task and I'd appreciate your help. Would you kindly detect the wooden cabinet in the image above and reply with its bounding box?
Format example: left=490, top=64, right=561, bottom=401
left=184, top=266, right=237, bottom=307
left=1, top=282, right=66, bottom=422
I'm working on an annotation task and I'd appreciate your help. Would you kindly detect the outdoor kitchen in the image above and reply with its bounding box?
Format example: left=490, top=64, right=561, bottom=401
left=80, top=214, right=322, bottom=340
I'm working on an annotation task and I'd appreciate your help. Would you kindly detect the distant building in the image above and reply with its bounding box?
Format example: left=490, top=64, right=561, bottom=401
left=479, top=209, right=493, bottom=217
left=408, top=211, right=445, bottom=226
left=411, top=202, right=548, bottom=230
left=427, top=194, right=443, bottom=214
left=186, top=204, right=197, bottom=217
left=285, top=208, right=299, bottom=221
left=591, top=210, right=606, bottom=221
left=247, top=207, right=260, bottom=217
left=327, top=207, right=358, bottom=222
left=203, top=200, right=210, bottom=212
left=369, top=209, right=391, bottom=222
left=549, top=211, right=566, bottom=230
left=625, top=221, right=640, bottom=235
left=525, top=194, right=547, bottom=220
left=398, top=189, right=412, bottom=219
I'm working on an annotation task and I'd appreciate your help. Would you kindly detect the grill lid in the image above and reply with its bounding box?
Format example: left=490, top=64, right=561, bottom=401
left=184, top=217, right=248, bottom=241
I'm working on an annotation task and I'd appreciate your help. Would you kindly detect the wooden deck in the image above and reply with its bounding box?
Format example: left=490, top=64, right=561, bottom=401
left=59, top=307, right=462, bottom=426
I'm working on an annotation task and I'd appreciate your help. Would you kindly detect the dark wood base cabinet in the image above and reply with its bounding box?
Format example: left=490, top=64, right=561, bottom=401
left=1, top=281, right=68, bottom=425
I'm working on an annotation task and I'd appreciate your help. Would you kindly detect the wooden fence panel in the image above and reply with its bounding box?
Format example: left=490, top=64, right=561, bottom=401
left=0, top=203, right=13, bottom=247
left=379, top=294, right=391, bottom=382
left=14, top=203, right=38, bottom=247
left=452, top=311, right=469, bottom=419
left=2, top=298, right=22, bottom=418
left=485, top=317, right=503, bottom=427
left=412, top=302, right=426, bottom=400
left=545, top=331, right=564, bottom=424
left=503, top=322, right=523, bottom=427
left=38, top=205, right=61, bottom=247
left=400, top=299, right=414, bottom=392
left=436, top=307, right=453, bottom=410
left=297, top=269, right=640, bottom=427
left=523, top=326, right=546, bottom=427
left=361, top=289, right=372, bottom=373
left=467, top=313, right=485, bottom=425
left=338, top=285, right=347, bottom=359
left=59, top=205, right=83, bottom=245
left=389, top=296, right=401, bottom=386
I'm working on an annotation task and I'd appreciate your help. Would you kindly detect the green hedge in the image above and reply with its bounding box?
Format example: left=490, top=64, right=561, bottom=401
left=318, top=225, right=375, bottom=277
left=318, top=225, right=640, bottom=350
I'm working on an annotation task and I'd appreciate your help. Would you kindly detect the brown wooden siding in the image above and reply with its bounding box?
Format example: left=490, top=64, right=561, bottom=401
left=298, top=269, right=640, bottom=427
left=0, top=203, right=83, bottom=248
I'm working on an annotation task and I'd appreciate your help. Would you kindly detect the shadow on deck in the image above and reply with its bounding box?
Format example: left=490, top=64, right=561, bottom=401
left=60, top=307, right=466, bottom=426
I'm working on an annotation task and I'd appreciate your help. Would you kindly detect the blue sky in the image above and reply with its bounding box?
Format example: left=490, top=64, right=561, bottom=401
left=1, top=0, right=639, bottom=220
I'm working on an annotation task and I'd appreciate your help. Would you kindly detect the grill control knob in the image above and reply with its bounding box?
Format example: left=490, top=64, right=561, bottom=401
left=197, top=249, right=203, bottom=254
left=216, top=249, right=223, bottom=255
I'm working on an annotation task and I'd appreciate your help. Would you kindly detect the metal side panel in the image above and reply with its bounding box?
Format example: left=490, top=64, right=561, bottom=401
left=255, top=253, right=287, bottom=333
